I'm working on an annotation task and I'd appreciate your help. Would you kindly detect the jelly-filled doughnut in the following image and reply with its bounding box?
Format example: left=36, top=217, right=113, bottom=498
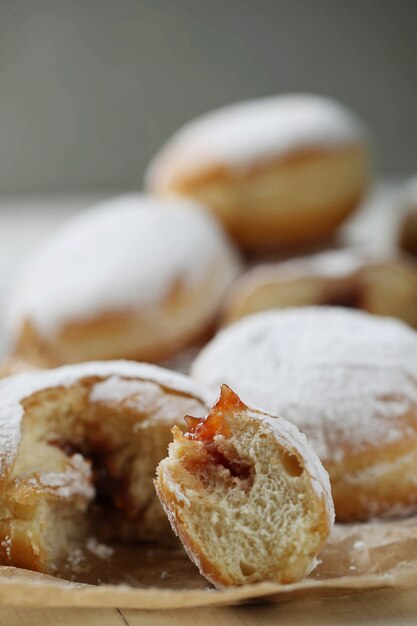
left=192, top=307, right=417, bottom=522
left=156, top=385, right=333, bottom=587
left=222, top=249, right=417, bottom=329
left=146, top=94, right=371, bottom=250
left=6, top=195, right=240, bottom=367
left=0, top=361, right=207, bottom=573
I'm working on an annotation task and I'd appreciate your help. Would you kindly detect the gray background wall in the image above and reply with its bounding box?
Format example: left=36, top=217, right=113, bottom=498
left=0, top=0, right=416, bottom=193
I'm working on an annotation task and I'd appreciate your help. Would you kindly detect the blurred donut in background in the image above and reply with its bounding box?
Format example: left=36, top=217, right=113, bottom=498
left=398, top=177, right=417, bottom=258
left=5, top=195, right=241, bottom=368
left=145, top=94, right=371, bottom=250
left=222, top=248, right=417, bottom=329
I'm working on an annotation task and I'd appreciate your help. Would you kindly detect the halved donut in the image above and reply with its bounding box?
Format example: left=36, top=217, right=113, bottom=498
left=155, top=385, right=334, bottom=587
left=0, top=361, right=207, bottom=573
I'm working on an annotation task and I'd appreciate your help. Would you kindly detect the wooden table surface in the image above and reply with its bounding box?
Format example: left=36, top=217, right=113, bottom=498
left=0, top=187, right=413, bottom=625
left=2, top=588, right=417, bottom=625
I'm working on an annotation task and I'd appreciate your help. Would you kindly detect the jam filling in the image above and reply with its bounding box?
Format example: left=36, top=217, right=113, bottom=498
left=183, top=385, right=254, bottom=490
left=184, top=384, right=245, bottom=443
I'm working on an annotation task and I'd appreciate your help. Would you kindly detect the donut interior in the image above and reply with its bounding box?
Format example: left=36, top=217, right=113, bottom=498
left=156, top=385, right=330, bottom=586
left=0, top=377, right=204, bottom=574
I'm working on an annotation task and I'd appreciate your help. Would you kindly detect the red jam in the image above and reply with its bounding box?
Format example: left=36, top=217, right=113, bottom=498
left=183, top=385, right=254, bottom=489
left=184, top=384, right=245, bottom=442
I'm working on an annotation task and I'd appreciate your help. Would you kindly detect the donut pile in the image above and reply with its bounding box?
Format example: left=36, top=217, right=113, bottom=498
left=1, top=92, right=417, bottom=588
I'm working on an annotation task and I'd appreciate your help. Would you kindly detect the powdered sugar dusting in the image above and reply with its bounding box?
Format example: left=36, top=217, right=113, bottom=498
left=6, top=194, right=240, bottom=338
left=146, top=94, right=367, bottom=188
left=35, top=453, right=95, bottom=500
left=86, top=537, right=114, bottom=560
left=90, top=377, right=163, bottom=407
left=91, top=376, right=207, bottom=420
left=192, top=308, right=417, bottom=463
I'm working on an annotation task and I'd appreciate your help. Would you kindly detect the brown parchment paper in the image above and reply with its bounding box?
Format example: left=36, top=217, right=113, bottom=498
left=1, top=517, right=417, bottom=609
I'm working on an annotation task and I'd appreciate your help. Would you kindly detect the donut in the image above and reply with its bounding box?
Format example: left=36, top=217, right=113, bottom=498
left=155, top=384, right=334, bottom=587
left=222, top=249, right=417, bottom=328
left=145, top=94, right=371, bottom=250
left=6, top=195, right=241, bottom=368
left=0, top=360, right=207, bottom=573
left=191, top=307, right=417, bottom=522
left=398, top=177, right=417, bottom=257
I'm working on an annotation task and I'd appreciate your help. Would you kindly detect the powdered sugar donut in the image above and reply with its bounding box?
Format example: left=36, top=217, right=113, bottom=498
left=222, top=248, right=417, bottom=328
left=6, top=195, right=241, bottom=367
left=156, top=384, right=334, bottom=587
left=146, top=94, right=371, bottom=249
left=191, top=307, right=417, bottom=521
left=0, top=360, right=208, bottom=573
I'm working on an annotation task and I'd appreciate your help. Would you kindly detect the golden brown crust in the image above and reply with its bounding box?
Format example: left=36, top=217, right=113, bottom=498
left=155, top=146, right=371, bottom=249
left=327, top=426, right=417, bottom=521
left=155, top=470, right=229, bottom=586
left=0, top=523, right=44, bottom=572
left=222, top=254, right=417, bottom=329
left=12, top=315, right=213, bottom=369
left=164, top=147, right=361, bottom=193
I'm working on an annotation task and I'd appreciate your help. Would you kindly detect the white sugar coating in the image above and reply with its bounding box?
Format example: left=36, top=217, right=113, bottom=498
left=6, top=194, right=241, bottom=338
left=90, top=377, right=166, bottom=406
left=86, top=537, right=114, bottom=560
left=191, top=308, right=417, bottom=463
left=0, top=360, right=209, bottom=475
left=36, top=453, right=95, bottom=500
left=145, top=94, right=368, bottom=188
left=245, top=406, right=334, bottom=525
left=90, top=376, right=207, bottom=419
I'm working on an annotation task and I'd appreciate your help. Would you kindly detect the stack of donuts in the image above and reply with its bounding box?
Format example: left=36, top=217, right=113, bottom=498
left=2, top=92, right=417, bottom=589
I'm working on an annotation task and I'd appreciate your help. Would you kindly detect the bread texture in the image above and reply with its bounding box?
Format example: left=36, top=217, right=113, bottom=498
left=222, top=249, right=417, bottom=328
left=0, top=361, right=207, bottom=573
left=155, top=385, right=334, bottom=587
left=146, top=94, right=371, bottom=250
left=191, top=307, right=417, bottom=522
left=6, top=194, right=241, bottom=367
